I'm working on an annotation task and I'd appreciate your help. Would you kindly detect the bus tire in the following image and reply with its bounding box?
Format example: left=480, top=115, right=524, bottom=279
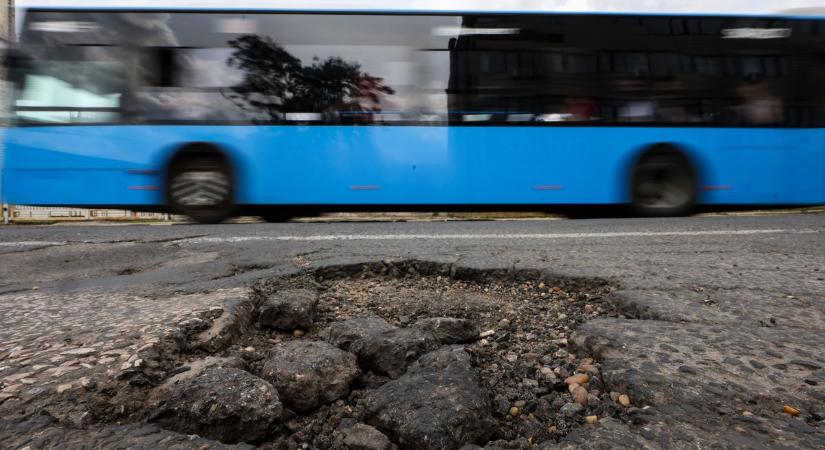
left=630, top=148, right=697, bottom=217
left=167, top=155, right=235, bottom=224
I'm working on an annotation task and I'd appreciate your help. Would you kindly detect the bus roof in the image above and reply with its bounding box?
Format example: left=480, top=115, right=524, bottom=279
left=18, top=6, right=823, bottom=21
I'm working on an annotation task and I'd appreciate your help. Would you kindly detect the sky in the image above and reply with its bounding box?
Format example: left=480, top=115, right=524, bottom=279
left=13, top=0, right=825, bottom=15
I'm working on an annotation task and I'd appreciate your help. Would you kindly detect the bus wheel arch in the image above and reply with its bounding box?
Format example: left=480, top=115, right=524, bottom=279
left=629, top=143, right=699, bottom=217
left=165, top=143, right=237, bottom=224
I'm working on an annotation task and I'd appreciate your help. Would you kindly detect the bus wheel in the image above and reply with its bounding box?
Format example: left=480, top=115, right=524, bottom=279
left=167, top=156, right=235, bottom=224
left=630, top=150, right=696, bottom=217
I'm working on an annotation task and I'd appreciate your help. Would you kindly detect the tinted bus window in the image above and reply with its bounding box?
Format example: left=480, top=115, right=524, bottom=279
left=16, top=10, right=825, bottom=128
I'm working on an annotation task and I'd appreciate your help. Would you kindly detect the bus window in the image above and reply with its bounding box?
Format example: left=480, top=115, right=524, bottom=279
left=13, top=59, right=122, bottom=124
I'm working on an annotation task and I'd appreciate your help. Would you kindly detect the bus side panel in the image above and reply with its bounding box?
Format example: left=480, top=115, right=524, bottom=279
left=4, top=125, right=825, bottom=207
left=696, top=128, right=824, bottom=205
left=2, top=126, right=166, bottom=206
left=239, top=126, right=631, bottom=205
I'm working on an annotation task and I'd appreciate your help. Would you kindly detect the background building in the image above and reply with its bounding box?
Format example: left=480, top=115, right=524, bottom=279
left=1, top=0, right=11, bottom=114
left=1, top=1, right=12, bottom=223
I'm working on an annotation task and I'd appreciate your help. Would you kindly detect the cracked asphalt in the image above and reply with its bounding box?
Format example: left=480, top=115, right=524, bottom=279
left=1, top=214, right=824, bottom=449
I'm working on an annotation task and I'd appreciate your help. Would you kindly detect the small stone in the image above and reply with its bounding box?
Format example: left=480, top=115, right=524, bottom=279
left=560, top=402, right=584, bottom=417
left=479, top=330, right=496, bottom=338
left=568, top=383, right=580, bottom=393
left=56, top=383, right=74, bottom=394
left=618, top=394, right=631, bottom=407
left=584, top=305, right=594, bottom=314
left=565, top=373, right=589, bottom=385
left=262, top=341, right=360, bottom=412
left=259, top=289, right=318, bottom=331
left=151, top=367, right=282, bottom=443
left=522, top=378, right=539, bottom=388
left=293, top=330, right=305, bottom=338
left=572, top=386, right=588, bottom=406
left=509, top=407, right=520, bottom=417
left=415, top=317, right=479, bottom=344
left=341, top=423, right=392, bottom=450
left=585, top=415, right=598, bottom=424
left=364, top=346, right=494, bottom=450
left=325, top=317, right=397, bottom=351
left=783, top=405, right=801, bottom=417
left=2, top=384, right=23, bottom=393
left=350, top=328, right=438, bottom=379
left=61, top=347, right=97, bottom=357
left=243, top=346, right=255, bottom=352
left=578, top=364, right=599, bottom=375
left=79, top=377, right=96, bottom=389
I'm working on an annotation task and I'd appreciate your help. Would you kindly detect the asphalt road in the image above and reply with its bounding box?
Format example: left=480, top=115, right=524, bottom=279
left=1, top=214, right=824, bottom=448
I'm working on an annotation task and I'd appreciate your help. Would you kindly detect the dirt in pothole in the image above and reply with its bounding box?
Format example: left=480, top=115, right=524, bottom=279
left=219, top=272, right=622, bottom=449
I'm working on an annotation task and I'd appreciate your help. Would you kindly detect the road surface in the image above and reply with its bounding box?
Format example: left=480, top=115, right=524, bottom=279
left=1, top=214, right=823, bottom=448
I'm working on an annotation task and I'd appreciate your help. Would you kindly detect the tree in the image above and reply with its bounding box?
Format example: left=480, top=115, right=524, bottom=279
left=226, top=34, right=394, bottom=122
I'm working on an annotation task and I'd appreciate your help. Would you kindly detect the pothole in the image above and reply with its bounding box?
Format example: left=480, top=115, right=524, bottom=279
left=77, top=261, right=628, bottom=449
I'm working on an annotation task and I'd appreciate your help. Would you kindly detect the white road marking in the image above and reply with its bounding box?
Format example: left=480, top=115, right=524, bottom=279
left=179, top=229, right=819, bottom=244
left=0, top=241, right=67, bottom=247
left=0, top=229, right=818, bottom=248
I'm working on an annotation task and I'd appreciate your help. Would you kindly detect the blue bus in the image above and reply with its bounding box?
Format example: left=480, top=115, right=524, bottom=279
left=3, top=7, right=825, bottom=223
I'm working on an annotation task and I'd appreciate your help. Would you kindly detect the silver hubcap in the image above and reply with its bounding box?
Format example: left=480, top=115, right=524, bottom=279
left=170, top=171, right=230, bottom=207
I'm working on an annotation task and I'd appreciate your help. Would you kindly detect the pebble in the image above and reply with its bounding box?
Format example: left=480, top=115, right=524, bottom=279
left=509, top=407, right=520, bottom=417
left=293, top=330, right=305, bottom=338
left=522, top=378, right=539, bottom=388
left=498, top=319, right=511, bottom=328
left=565, top=373, right=589, bottom=385
left=56, top=383, right=74, bottom=394
left=572, top=386, right=588, bottom=406
left=618, top=394, right=631, bottom=407
left=783, top=405, right=801, bottom=417
left=579, top=364, right=598, bottom=375
left=560, top=402, right=584, bottom=417
left=514, top=400, right=526, bottom=408
left=479, top=330, right=496, bottom=338
left=585, top=415, right=598, bottom=424
left=243, top=346, right=255, bottom=352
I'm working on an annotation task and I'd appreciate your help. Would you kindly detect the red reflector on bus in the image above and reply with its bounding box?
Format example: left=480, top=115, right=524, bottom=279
left=128, top=185, right=160, bottom=191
